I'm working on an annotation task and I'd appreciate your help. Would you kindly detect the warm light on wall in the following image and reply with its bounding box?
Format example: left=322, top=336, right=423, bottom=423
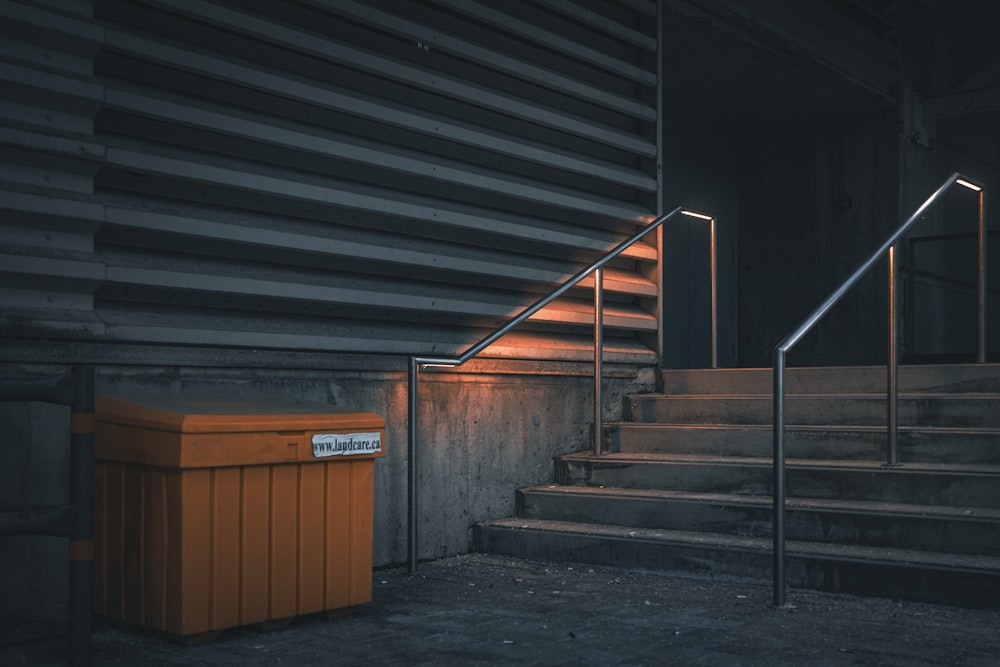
left=406, top=203, right=721, bottom=574
left=957, top=178, right=983, bottom=191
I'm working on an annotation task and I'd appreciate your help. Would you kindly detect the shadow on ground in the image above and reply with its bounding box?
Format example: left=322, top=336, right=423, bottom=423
left=3, top=553, right=999, bottom=665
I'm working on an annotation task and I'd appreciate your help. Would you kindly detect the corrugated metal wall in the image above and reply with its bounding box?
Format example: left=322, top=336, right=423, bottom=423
left=0, top=0, right=106, bottom=339
left=1, top=0, right=660, bottom=365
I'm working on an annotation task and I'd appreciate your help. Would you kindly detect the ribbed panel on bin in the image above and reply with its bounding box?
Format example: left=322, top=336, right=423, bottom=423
left=93, top=396, right=385, bottom=642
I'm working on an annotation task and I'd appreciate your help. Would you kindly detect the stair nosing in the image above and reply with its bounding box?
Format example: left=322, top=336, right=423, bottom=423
left=608, top=422, right=1000, bottom=434
left=485, top=517, right=1000, bottom=571
left=520, top=484, right=1000, bottom=521
left=632, top=393, right=1000, bottom=399
left=560, top=452, right=1000, bottom=475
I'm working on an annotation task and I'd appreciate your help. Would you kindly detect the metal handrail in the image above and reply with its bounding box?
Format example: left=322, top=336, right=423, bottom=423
left=772, top=172, right=988, bottom=606
left=407, top=205, right=718, bottom=573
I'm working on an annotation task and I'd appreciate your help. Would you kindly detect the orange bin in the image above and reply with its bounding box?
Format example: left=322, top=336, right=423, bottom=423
left=93, top=395, right=385, bottom=643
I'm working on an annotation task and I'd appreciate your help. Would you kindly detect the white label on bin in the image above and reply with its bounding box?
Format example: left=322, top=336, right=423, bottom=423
left=312, top=432, right=382, bottom=458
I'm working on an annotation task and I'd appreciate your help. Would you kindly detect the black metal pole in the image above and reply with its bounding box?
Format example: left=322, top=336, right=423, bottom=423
left=69, top=366, right=94, bottom=667
left=407, top=357, right=418, bottom=574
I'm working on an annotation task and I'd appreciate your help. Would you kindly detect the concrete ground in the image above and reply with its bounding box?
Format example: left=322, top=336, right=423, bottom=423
left=3, top=553, right=999, bottom=666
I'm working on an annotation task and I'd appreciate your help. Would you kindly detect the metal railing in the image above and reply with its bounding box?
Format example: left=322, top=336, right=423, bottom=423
left=771, top=172, right=988, bottom=606
left=407, top=206, right=717, bottom=573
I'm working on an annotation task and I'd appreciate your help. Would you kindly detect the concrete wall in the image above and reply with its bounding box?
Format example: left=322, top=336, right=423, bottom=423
left=0, top=358, right=655, bottom=625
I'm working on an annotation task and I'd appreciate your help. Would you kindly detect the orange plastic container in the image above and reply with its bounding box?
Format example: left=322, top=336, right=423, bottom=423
left=93, top=395, right=385, bottom=643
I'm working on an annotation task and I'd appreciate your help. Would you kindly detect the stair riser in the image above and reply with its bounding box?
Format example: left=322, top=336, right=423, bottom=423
left=629, top=396, right=1000, bottom=427
left=478, top=363, right=1000, bottom=609
left=608, top=426, right=1000, bottom=464
left=557, top=459, right=1000, bottom=507
left=474, top=524, right=1000, bottom=609
left=517, top=491, right=1000, bottom=555
left=610, top=426, right=880, bottom=459
left=660, top=364, right=1000, bottom=396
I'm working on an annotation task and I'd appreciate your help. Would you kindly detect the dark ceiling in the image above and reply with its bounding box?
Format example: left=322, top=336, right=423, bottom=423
left=660, top=6, right=894, bottom=132
left=659, top=0, right=1000, bottom=136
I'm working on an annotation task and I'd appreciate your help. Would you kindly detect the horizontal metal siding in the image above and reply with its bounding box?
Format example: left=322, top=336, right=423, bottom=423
left=2, top=0, right=660, bottom=363
left=0, top=1, right=106, bottom=335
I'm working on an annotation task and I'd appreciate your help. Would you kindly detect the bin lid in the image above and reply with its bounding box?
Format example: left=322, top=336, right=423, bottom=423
left=95, top=395, right=386, bottom=467
left=96, top=395, right=384, bottom=433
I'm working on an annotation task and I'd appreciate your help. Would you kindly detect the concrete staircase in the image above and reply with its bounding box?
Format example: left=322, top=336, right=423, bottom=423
left=474, top=364, right=1000, bottom=608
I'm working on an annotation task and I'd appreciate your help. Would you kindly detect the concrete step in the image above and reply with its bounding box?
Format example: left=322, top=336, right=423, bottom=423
left=660, top=364, right=1000, bottom=396
left=626, top=393, right=1000, bottom=427
left=479, top=363, right=1000, bottom=607
left=555, top=453, right=1000, bottom=508
left=605, top=423, right=1000, bottom=464
left=473, top=517, right=1000, bottom=609
left=516, top=485, right=1000, bottom=556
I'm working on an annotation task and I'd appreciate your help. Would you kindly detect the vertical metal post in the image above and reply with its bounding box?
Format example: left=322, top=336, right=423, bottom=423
left=654, top=0, right=666, bottom=370
left=905, top=237, right=914, bottom=362
left=772, top=348, right=786, bottom=607
left=977, top=189, right=988, bottom=363
left=709, top=217, right=718, bottom=369
left=69, top=366, right=94, bottom=667
left=407, top=356, right=418, bottom=574
left=887, top=244, right=899, bottom=466
left=594, top=267, right=604, bottom=456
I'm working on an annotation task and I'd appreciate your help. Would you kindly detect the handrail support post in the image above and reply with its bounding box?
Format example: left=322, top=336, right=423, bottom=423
left=772, top=348, right=786, bottom=608
left=710, top=217, right=718, bottom=369
left=887, top=244, right=899, bottom=466
left=594, top=267, right=604, bottom=455
left=977, top=188, right=988, bottom=363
